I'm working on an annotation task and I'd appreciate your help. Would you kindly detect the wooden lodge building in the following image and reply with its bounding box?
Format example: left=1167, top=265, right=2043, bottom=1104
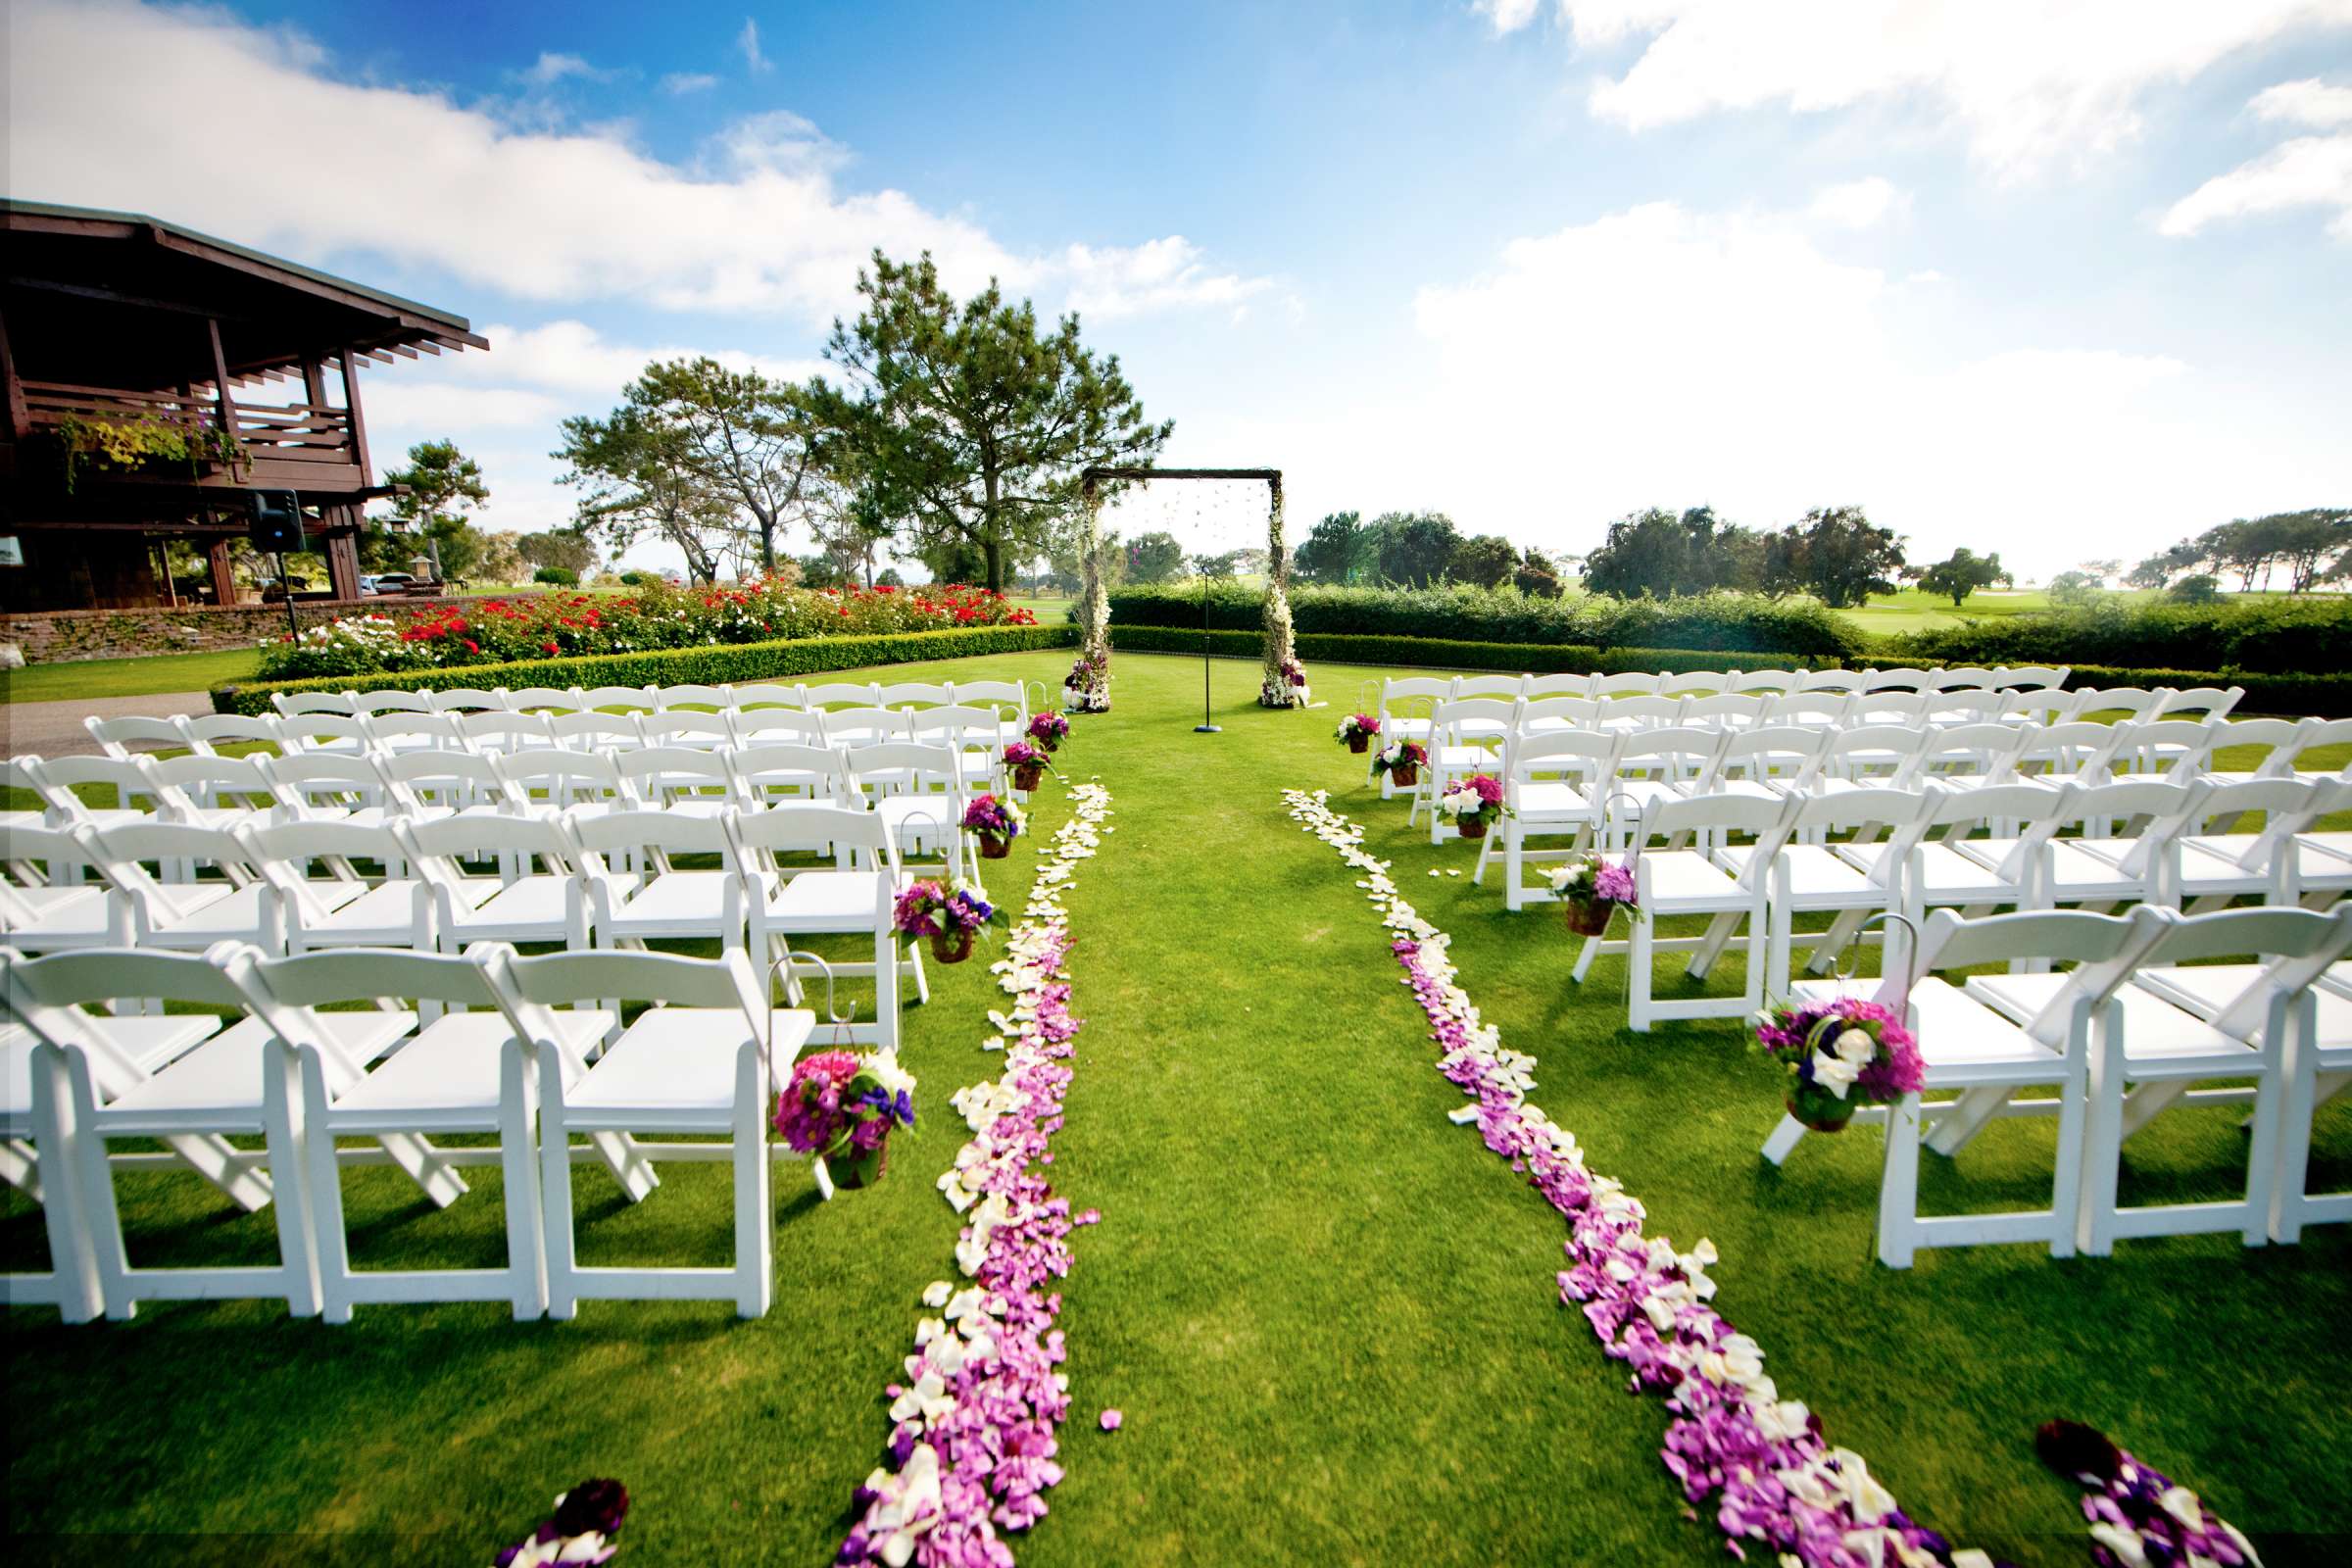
left=0, top=200, right=486, bottom=610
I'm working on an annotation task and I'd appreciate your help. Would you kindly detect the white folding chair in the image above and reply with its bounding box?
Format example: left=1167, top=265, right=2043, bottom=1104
left=907, top=706, right=1006, bottom=793
left=1677, top=693, right=1763, bottom=731
left=2028, top=778, right=2202, bottom=911
left=1572, top=791, right=1792, bottom=1031
left=495, top=750, right=629, bottom=821
left=371, top=749, right=512, bottom=824
left=144, top=755, right=287, bottom=830
left=1721, top=786, right=1936, bottom=994
left=654, top=683, right=734, bottom=712
left=879, top=681, right=956, bottom=710
left=87, top=821, right=305, bottom=953
left=396, top=814, right=591, bottom=952
left=2172, top=777, right=2330, bottom=909
left=1593, top=694, right=1685, bottom=735
left=501, top=947, right=812, bottom=1319
left=264, top=752, right=408, bottom=827
left=1371, top=677, right=1450, bottom=796
left=239, top=819, right=433, bottom=954
left=178, top=713, right=284, bottom=756
left=850, top=742, right=975, bottom=885
left=731, top=743, right=856, bottom=812
left=461, top=710, right=559, bottom=758
left=11, top=943, right=416, bottom=1319
left=615, top=746, right=742, bottom=819
left=0, top=826, right=131, bottom=952
left=1762, top=906, right=2166, bottom=1268
left=570, top=809, right=744, bottom=952
left=272, top=691, right=358, bottom=718
left=578, top=684, right=658, bottom=714
left=822, top=707, right=909, bottom=748
left=22, top=755, right=164, bottom=832
left=552, top=711, right=649, bottom=753
left=1863, top=667, right=1937, bottom=693
left=426, top=686, right=510, bottom=716
left=503, top=686, right=583, bottom=715
left=728, top=683, right=806, bottom=712
left=634, top=711, right=732, bottom=753
left=1413, top=698, right=1517, bottom=843
left=2155, top=685, right=2244, bottom=724
left=726, top=806, right=910, bottom=1046
left=1522, top=672, right=1594, bottom=701
left=730, top=708, right=829, bottom=750
left=351, top=689, right=434, bottom=717
left=1797, top=669, right=1864, bottom=696
left=1602, top=726, right=1726, bottom=824
left=274, top=713, right=370, bottom=758
left=1996, top=665, right=2070, bottom=691
left=951, top=678, right=1034, bottom=746
left=83, top=715, right=190, bottom=761
left=801, top=681, right=881, bottom=709
left=1513, top=695, right=1597, bottom=740
left=1593, top=671, right=1662, bottom=698
left=2257, top=717, right=2352, bottom=781
left=1682, top=725, right=1826, bottom=802
left=1487, top=731, right=1616, bottom=906
left=230, top=943, right=607, bottom=1322
left=1659, top=670, right=1732, bottom=698
left=1729, top=670, right=1798, bottom=696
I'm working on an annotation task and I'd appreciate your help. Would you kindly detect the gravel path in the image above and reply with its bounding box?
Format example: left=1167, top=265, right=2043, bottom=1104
left=0, top=692, right=214, bottom=758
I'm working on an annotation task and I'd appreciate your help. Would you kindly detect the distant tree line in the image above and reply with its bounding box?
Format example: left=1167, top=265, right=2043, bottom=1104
left=2127, top=509, right=2352, bottom=595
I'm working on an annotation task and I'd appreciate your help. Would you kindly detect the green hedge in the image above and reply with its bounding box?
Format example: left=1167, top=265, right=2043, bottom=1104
left=1892, top=597, right=2352, bottom=674
left=213, top=623, right=1077, bottom=714
left=1108, top=583, right=1864, bottom=659
left=2058, top=665, right=2352, bottom=717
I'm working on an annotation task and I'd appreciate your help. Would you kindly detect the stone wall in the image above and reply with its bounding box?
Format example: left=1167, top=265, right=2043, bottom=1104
left=0, top=594, right=499, bottom=663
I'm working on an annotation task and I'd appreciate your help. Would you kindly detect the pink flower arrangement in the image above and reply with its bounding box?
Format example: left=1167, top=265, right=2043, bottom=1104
left=1753, top=997, right=1923, bottom=1129
left=775, top=1050, right=915, bottom=1162
left=1003, top=740, right=1049, bottom=770
left=1436, top=772, right=1507, bottom=827
left=1335, top=712, right=1381, bottom=744
left=962, top=793, right=1025, bottom=844
left=893, top=880, right=996, bottom=939
left=1026, top=711, right=1071, bottom=751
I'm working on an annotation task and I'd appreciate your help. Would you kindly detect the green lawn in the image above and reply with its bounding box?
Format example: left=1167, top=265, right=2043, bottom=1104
left=5, top=649, right=2349, bottom=1564
left=0, top=648, right=265, bottom=705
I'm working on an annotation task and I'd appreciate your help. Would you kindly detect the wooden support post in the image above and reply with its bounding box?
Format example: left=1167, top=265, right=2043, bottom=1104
left=341, top=348, right=373, bottom=481
left=207, top=318, right=239, bottom=446
left=209, top=538, right=238, bottom=606
left=0, top=305, right=30, bottom=440
left=324, top=506, right=363, bottom=602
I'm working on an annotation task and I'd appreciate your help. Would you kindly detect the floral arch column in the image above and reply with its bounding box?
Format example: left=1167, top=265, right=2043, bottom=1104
left=1256, top=476, right=1307, bottom=708
left=1064, top=482, right=1112, bottom=712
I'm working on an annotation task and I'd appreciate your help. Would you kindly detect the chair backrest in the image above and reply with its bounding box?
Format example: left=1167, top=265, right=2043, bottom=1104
left=1679, top=694, right=1762, bottom=728
left=459, top=711, right=556, bottom=755
left=1634, top=787, right=1793, bottom=848
left=2184, top=776, right=2324, bottom=857
left=372, top=749, right=509, bottom=814
left=2155, top=685, right=2244, bottom=722
left=236, top=944, right=514, bottom=1074
left=1592, top=671, right=1660, bottom=698
left=1522, top=673, right=1593, bottom=700
left=364, top=713, right=467, bottom=752
left=426, top=687, right=509, bottom=714
left=178, top=713, right=282, bottom=754
left=1658, top=670, right=1732, bottom=698
left=1763, top=692, right=1852, bottom=725
left=1381, top=677, right=1450, bottom=709
left=495, top=750, right=626, bottom=812
left=89, top=821, right=259, bottom=915
left=1848, top=691, right=1928, bottom=725
left=1729, top=669, right=1798, bottom=695
left=1863, top=667, right=1936, bottom=692
left=2136, top=905, right=2352, bottom=1039
left=1998, top=688, right=2079, bottom=726
left=655, top=683, right=733, bottom=711
left=1509, top=729, right=1619, bottom=783
left=634, top=711, right=734, bottom=750
left=732, top=708, right=828, bottom=746
left=238, top=819, right=404, bottom=928
left=1, top=823, right=102, bottom=889
left=906, top=705, right=1002, bottom=753
left=147, top=755, right=283, bottom=818
left=2014, top=720, right=2129, bottom=779
left=1931, top=666, right=2000, bottom=691
left=396, top=811, right=577, bottom=881
left=1596, top=695, right=1684, bottom=728
left=503, top=686, right=582, bottom=714
left=1905, top=722, right=2028, bottom=785
left=272, top=690, right=357, bottom=716
left=728, top=683, right=804, bottom=711
left=825, top=707, right=910, bottom=746
left=84, top=715, right=189, bottom=759
left=1451, top=675, right=1526, bottom=702
left=1708, top=724, right=1826, bottom=782
left=25, top=756, right=164, bottom=818
left=1614, top=725, right=1725, bottom=773
left=1787, top=786, right=1936, bottom=860
left=731, top=743, right=855, bottom=804
left=2213, top=715, right=2305, bottom=774
left=2111, top=718, right=2217, bottom=779
left=1798, top=668, right=1864, bottom=694
left=551, top=711, right=649, bottom=750
left=578, top=684, right=658, bottom=713
left=275, top=714, right=368, bottom=753
left=1923, top=689, right=2001, bottom=723
left=1998, top=665, right=2069, bottom=691
left=351, top=689, right=432, bottom=716
left=724, top=800, right=896, bottom=868
left=2275, top=716, right=2352, bottom=772
left=614, top=746, right=740, bottom=810
left=802, top=681, right=881, bottom=709
left=565, top=808, right=734, bottom=880
left=2069, top=686, right=2170, bottom=721
left=1821, top=725, right=1927, bottom=774
left=3, top=943, right=249, bottom=1096
left=844, top=741, right=963, bottom=799
left=879, top=681, right=956, bottom=710
left=1516, top=696, right=1597, bottom=731
left=2057, top=778, right=2205, bottom=876
left=497, top=947, right=764, bottom=1049
left=1430, top=697, right=1518, bottom=744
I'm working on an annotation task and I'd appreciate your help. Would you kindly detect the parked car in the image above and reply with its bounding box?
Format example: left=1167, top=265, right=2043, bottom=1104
left=367, top=572, right=420, bottom=595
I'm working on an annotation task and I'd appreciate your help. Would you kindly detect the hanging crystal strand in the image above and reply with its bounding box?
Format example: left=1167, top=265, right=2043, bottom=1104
left=1259, top=475, right=1303, bottom=707
left=1068, top=480, right=1112, bottom=712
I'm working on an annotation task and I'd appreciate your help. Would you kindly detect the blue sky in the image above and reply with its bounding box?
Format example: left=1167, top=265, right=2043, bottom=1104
left=10, top=0, right=2350, bottom=578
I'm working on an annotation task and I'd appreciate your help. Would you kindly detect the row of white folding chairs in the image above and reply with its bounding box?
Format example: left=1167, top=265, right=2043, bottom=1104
left=1755, top=904, right=2352, bottom=1266
left=1359, top=664, right=2069, bottom=710
left=1423, top=711, right=2310, bottom=850
left=3, top=786, right=972, bottom=1005
left=92, top=701, right=1023, bottom=762
left=18, top=732, right=1011, bottom=838
left=266, top=676, right=1043, bottom=720
left=3, top=938, right=834, bottom=1323
left=1509, top=773, right=2352, bottom=1030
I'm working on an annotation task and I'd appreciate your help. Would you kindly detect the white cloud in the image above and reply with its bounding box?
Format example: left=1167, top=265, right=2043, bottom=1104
left=662, top=72, right=719, bottom=95
left=2161, top=131, right=2352, bottom=238
left=1808, top=175, right=1907, bottom=228
left=1059, top=237, right=1279, bottom=321
left=1549, top=1, right=2352, bottom=178
left=6, top=1, right=1273, bottom=325
left=514, top=51, right=612, bottom=88
left=738, top=17, right=771, bottom=74
left=1480, top=0, right=1545, bottom=33
left=2251, top=76, right=2352, bottom=126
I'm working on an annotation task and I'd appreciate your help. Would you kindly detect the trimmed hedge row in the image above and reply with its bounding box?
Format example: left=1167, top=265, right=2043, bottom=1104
left=1107, top=583, right=1864, bottom=658
left=1117, top=628, right=2352, bottom=715
left=1891, top=597, right=2352, bottom=675
left=213, top=623, right=1078, bottom=715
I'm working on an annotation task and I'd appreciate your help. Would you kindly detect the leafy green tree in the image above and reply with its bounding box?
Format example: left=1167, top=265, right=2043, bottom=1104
left=1771, top=506, right=1906, bottom=609
left=1372, top=512, right=1462, bottom=587
left=377, top=438, right=491, bottom=582
left=622, top=358, right=823, bottom=575
left=2259, top=508, right=2352, bottom=593
left=1293, top=511, right=1373, bottom=583
left=2169, top=572, right=2221, bottom=604
left=1513, top=546, right=1564, bottom=598
left=808, top=251, right=1171, bottom=591
left=517, top=529, right=598, bottom=578
left=1124, top=531, right=1186, bottom=584
left=1448, top=533, right=1520, bottom=589
left=1910, top=548, right=2012, bottom=607
left=1580, top=506, right=1763, bottom=598
left=916, top=533, right=990, bottom=586
left=554, top=406, right=741, bottom=585
left=2044, top=569, right=2104, bottom=607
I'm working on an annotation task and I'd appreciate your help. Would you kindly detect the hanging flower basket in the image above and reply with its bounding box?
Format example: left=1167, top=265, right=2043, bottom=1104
left=1563, top=898, right=1614, bottom=937
left=979, top=834, right=1012, bottom=860
left=1437, top=774, right=1507, bottom=841
left=831, top=1140, right=890, bottom=1189
left=892, top=878, right=998, bottom=963
left=1753, top=997, right=1923, bottom=1136
left=1785, top=1088, right=1857, bottom=1134
left=1372, top=740, right=1427, bottom=789
left=962, top=794, right=1024, bottom=861
left=1336, top=713, right=1380, bottom=754
left=1459, top=816, right=1489, bottom=841
left=1393, top=763, right=1418, bottom=787
left=1012, top=762, right=1043, bottom=792
left=1004, top=739, right=1049, bottom=794
left=930, top=927, right=975, bottom=965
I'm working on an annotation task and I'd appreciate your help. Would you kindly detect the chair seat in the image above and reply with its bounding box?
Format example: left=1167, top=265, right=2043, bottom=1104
left=1855, top=841, right=2019, bottom=898
left=565, top=1007, right=817, bottom=1131
left=760, top=870, right=890, bottom=926
left=610, top=871, right=734, bottom=928
left=2134, top=964, right=2352, bottom=1054
left=145, top=884, right=313, bottom=943
left=292, top=880, right=433, bottom=941
left=2301, top=831, right=2352, bottom=864
left=1512, top=782, right=1595, bottom=820
left=0, top=885, right=117, bottom=943
left=1720, top=843, right=1877, bottom=901
left=1433, top=746, right=1494, bottom=768
left=1639, top=851, right=1751, bottom=912
left=100, top=1010, right=418, bottom=1127
left=2, top=1014, right=222, bottom=1126
left=1788, top=976, right=2059, bottom=1076
left=446, top=876, right=575, bottom=938
left=331, top=1009, right=612, bottom=1130
left=1969, top=974, right=2255, bottom=1069
left=2044, top=841, right=2152, bottom=897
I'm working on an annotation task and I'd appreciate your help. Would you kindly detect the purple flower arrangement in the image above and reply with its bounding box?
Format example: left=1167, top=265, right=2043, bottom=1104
left=893, top=879, right=998, bottom=939
left=1283, top=788, right=1995, bottom=1568
left=1282, top=657, right=1307, bottom=687
left=839, top=783, right=1113, bottom=1568
left=494, top=1478, right=628, bottom=1567
left=1003, top=740, right=1050, bottom=771
left=2036, top=1421, right=2259, bottom=1568
left=1752, top=998, right=1924, bottom=1131
left=1437, top=772, right=1507, bottom=828
left=963, top=793, right=1026, bottom=845
left=1026, top=711, right=1071, bottom=751
left=1371, top=740, right=1427, bottom=777
left=775, top=1049, right=917, bottom=1166
left=1547, top=852, right=1641, bottom=934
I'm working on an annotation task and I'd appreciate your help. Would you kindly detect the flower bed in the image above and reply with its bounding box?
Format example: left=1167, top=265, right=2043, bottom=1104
left=255, top=579, right=1036, bottom=681
left=842, top=782, right=1112, bottom=1567
left=1282, top=788, right=1996, bottom=1568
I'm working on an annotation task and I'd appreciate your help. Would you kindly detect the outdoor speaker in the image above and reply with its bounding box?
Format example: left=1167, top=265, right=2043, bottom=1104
left=247, top=490, right=304, bottom=552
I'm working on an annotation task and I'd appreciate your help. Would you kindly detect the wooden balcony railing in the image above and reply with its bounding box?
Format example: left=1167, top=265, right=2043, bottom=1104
left=19, top=379, right=356, bottom=468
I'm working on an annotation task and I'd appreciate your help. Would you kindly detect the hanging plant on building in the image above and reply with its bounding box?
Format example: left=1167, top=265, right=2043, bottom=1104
left=49, top=413, right=245, bottom=494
